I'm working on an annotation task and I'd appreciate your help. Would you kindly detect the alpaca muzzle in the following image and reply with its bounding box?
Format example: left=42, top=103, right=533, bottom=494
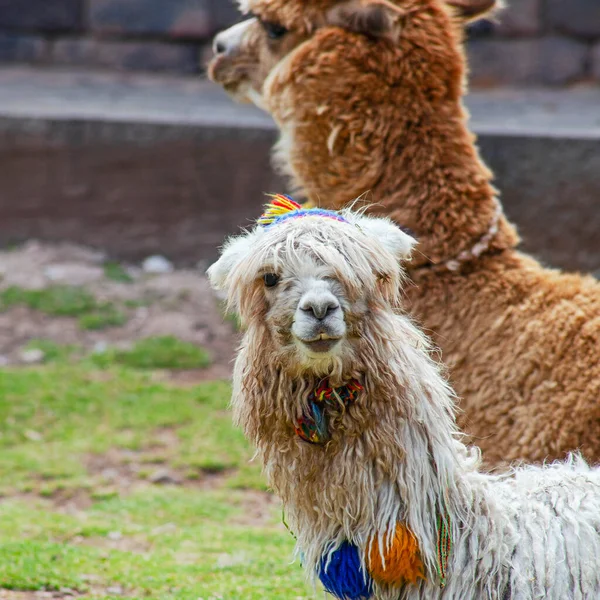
left=208, top=19, right=256, bottom=93
left=212, top=19, right=254, bottom=58
left=293, top=290, right=346, bottom=354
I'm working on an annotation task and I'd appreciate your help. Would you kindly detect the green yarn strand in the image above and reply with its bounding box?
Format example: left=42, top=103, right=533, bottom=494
left=436, top=508, right=452, bottom=588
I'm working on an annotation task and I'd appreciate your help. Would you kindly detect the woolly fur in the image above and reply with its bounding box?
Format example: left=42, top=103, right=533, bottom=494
left=209, top=213, right=600, bottom=600
left=209, top=0, right=600, bottom=466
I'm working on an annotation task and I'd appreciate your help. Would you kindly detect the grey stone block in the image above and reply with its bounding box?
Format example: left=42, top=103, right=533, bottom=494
left=0, top=69, right=597, bottom=271
left=466, top=19, right=495, bottom=38
left=536, top=37, right=589, bottom=86
left=1, top=114, right=598, bottom=272
left=89, top=0, right=215, bottom=39
left=546, top=0, right=600, bottom=38
left=207, top=0, right=240, bottom=29
left=0, top=34, right=47, bottom=62
left=496, top=0, right=541, bottom=35
left=0, top=0, right=83, bottom=32
left=0, top=119, right=281, bottom=265
left=468, top=37, right=588, bottom=86
left=593, top=43, right=600, bottom=81
left=52, top=39, right=201, bottom=74
left=468, top=39, right=538, bottom=85
left=479, top=133, right=600, bottom=274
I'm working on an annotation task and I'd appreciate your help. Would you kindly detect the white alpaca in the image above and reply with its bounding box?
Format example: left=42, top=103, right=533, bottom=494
left=208, top=199, right=600, bottom=600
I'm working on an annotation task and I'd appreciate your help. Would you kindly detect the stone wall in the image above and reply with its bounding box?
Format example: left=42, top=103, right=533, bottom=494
left=467, top=0, right=600, bottom=86
left=0, top=0, right=599, bottom=85
left=0, top=0, right=238, bottom=75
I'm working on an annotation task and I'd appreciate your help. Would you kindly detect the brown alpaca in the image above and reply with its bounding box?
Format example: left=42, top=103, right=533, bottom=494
left=208, top=0, right=600, bottom=467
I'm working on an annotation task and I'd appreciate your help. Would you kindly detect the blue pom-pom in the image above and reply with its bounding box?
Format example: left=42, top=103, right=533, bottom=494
left=318, top=542, right=373, bottom=600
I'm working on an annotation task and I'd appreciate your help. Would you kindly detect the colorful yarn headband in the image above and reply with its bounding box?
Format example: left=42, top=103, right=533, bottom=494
left=257, top=194, right=349, bottom=228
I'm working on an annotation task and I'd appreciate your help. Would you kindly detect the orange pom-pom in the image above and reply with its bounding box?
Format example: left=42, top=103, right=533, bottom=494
left=367, top=523, right=425, bottom=586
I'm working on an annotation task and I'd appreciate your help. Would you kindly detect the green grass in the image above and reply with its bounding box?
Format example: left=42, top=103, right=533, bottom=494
left=91, top=336, right=212, bottom=370
left=103, top=261, right=134, bottom=284
left=1, top=285, right=98, bottom=316
left=78, top=307, right=127, bottom=331
left=0, top=362, right=313, bottom=599
left=0, top=285, right=129, bottom=331
left=0, top=367, right=242, bottom=488
left=24, top=339, right=81, bottom=363
left=124, top=298, right=151, bottom=309
left=224, top=310, right=242, bottom=332
left=218, top=300, right=242, bottom=332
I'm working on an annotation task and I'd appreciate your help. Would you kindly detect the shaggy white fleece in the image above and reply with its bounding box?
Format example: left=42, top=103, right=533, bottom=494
left=208, top=208, right=600, bottom=600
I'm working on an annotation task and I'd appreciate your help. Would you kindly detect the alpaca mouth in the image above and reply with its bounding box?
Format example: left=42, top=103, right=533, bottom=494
left=208, top=56, right=249, bottom=98
left=208, top=56, right=240, bottom=89
left=300, top=335, right=341, bottom=354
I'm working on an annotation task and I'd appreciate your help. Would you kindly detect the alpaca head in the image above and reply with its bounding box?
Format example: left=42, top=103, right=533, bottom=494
left=208, top=200, right=415, bottom=375
left=209, top=0, right=498, bottom=107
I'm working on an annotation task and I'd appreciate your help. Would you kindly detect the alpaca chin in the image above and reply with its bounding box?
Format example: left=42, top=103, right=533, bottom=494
left=246, top=87, right=267, bottom=110
left=291, top=343, right=348, bottom=380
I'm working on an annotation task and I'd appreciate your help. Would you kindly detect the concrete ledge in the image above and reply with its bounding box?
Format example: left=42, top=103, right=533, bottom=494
left=0, top=67, right=598, bottom=272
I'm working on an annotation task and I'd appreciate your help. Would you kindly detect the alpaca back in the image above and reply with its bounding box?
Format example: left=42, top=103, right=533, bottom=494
left=437, top=457, right=600, bottom=600
left=408, top=251, right=600, bottom=467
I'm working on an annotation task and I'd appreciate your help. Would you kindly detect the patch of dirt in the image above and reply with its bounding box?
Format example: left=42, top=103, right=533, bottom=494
left=2, top=429, right=240, bottom=511
left=0, top=591, right=83, bottom=599
left=166, top=363, right=234, bottom=385
left=73, top=533, right=151, bottom=554
left=0, top=241, right=238, bottom=378
left=49, top=488, right=94, bottom=512
left=230, top=490, right=281, bottom=527
left=0, top=588, right=133, bottom=600
left=84, top=441, right=231, bottom=494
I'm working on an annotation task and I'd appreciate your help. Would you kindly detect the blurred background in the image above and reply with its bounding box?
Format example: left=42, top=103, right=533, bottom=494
left=0, top=0, right=598, bottom=84
left=0, top=1, right=598, bottom=599
left=0, top=0, right=598, bottom=272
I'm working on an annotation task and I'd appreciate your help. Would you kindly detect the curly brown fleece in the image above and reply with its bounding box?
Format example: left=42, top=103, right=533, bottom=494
left=209, top=0, right=600, bottom=466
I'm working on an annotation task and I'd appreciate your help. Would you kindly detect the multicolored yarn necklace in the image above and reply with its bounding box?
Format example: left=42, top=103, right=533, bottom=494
left=294, top=379, right=363, bottom=445
left=257, top=193, right=349, bottom=228
left=436, top=507, right=452, bottom=588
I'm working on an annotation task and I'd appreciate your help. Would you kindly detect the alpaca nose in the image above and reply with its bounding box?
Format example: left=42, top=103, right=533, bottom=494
left=300, top=297, right=340, bottom=321
left=212, top=19, right=254, bottom=57
left=213, top=33, right=228, bottom=55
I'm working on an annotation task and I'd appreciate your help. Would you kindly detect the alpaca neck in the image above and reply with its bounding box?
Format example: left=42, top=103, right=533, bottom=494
left=377, top=108, right=519, bottom=268
left=286, top=73, right=521, bottom=268
left=234, top=315, right=476, bottom=580
left=370, top=316, right=471, bottom=571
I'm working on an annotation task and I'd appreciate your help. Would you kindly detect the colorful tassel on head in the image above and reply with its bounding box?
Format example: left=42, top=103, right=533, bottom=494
left=367, top=523, right=424, bottom=586
left=257, top=194, right=349, bottom=228
left=318, top=542, right=373, bottom=600
left=257, top=194, right=302, bottom=226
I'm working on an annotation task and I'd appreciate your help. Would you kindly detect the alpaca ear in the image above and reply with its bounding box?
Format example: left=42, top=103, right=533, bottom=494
left=327, top=0, right=402, bottom=38
left=354, top=215, right=417, bottom=261
left=445, top=0, right=501, bottom=21
left=207, top=230, right=260, bottom=293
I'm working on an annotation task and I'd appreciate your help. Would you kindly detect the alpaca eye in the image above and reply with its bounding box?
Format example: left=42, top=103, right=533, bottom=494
left=263, top=21, right=288, bottom=40
left=263, top=273, right=280, bottom=288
